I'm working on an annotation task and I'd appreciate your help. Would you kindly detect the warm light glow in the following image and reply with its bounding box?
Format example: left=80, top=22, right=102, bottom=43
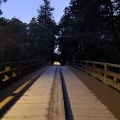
left=53, top=61, right=61, bottom=65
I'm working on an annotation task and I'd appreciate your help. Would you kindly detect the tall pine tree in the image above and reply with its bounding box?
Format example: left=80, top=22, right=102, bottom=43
left=37, top=0, right=56, bottom=33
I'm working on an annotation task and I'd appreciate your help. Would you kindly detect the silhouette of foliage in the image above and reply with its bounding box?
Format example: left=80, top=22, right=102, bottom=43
left=0, top=0, right=56, bottom=62
left=58, top=0, right=120, bottom=64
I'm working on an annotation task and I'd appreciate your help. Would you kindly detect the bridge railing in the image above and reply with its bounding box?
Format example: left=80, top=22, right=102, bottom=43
left=0, top=59, right=50, bottom=88
left=70, top=60, right=120, bottom=90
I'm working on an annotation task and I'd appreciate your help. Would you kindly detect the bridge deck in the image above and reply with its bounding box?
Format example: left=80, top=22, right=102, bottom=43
left=1, top=66, right=117, bottom=120
left=61, top=66, right=116, bottom=120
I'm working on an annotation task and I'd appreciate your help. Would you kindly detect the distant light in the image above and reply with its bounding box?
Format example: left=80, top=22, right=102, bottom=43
left=53, top=61, right=61, bottom=65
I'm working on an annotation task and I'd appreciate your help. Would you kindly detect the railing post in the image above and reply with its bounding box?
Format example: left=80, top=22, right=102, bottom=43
left=103, top=64, right=107, bottom=83
left=85, top=61, right=87, bottom=73
left=92, top=62, right=95, bottom=77
left=4, top=65, right=11, bottom=82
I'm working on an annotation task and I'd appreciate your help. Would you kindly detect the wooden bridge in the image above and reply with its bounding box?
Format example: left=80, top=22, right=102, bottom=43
left=0, top=61, right=120, bottom=120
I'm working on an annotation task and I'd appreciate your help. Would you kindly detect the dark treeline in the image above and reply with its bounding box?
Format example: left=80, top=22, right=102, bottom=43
left=57, top=0, right=120, bottom=64
left=0, top=0, right=56, bottom=63
left=1, top=0, right=120, bottom=64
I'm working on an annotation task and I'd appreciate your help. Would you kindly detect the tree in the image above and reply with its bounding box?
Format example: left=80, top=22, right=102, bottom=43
left=28, top=17, right=55, bottom=61
left=0, top=18, right=28, bottom=62
left=98, top=0, right=120, bottom=56
left=0, top=0, right=57, bottom=63
left=58, top=0, right=120, bottom=63
left=37, top=0, right=56, bottom=33
left=35, top=0, right=57, bottom=61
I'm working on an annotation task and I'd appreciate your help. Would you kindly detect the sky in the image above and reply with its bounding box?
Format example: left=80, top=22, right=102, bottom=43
left=1, top=0, right=70, bottom=24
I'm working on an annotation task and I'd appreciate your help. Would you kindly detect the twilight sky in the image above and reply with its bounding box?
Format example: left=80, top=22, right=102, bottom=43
left=1, top=0, right=70, bottom=24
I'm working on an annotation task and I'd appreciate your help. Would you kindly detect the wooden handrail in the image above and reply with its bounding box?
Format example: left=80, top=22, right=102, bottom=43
left=71, top=60, right=120, bottom=91
left=0, top=59, right=49, bottom=88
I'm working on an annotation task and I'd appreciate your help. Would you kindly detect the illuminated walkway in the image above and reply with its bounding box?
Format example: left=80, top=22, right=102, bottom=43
left=1, top=66, right=117, bottom=120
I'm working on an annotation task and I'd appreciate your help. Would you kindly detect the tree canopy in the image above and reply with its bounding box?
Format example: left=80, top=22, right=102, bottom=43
left=0, top=0, right=56, bottom=63
left=1, top=0, right=120, bottom=64
left=58, top=0, right=120, bottom=64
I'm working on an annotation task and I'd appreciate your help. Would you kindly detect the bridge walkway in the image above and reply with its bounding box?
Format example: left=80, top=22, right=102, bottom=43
left=1, top=66, right=120, bottom=120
